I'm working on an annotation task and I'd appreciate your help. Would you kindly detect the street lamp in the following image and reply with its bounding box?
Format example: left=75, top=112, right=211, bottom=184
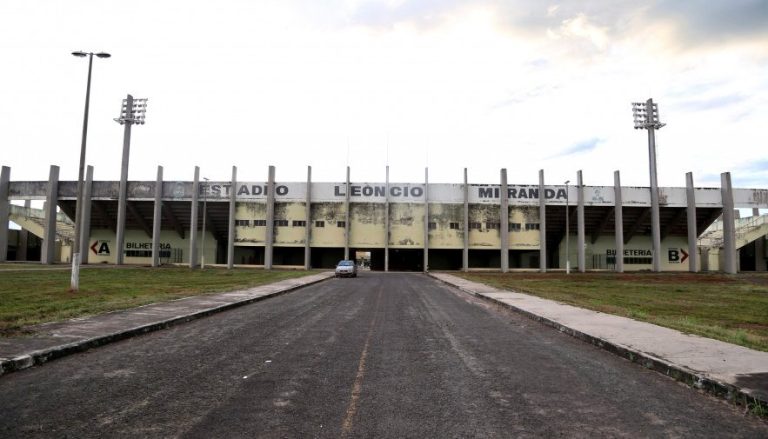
left=564, top=180, right=570, bottom=274
left=632, top=99, right=665, bottom=272
left=114, top=95, right=148, bottom=265
left=201, top=177, right=209, bottom=269
left=70, top=50, right=110, bottom=291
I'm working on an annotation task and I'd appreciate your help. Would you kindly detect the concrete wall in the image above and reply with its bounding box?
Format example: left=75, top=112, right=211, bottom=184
left=427, top=203, right=464, bottom=249
left=309, top=202, right=346, bottom=247
left=87, top=229, right=216, bottom=265
left=509, top=206, right=540, bottom=250
left=389, top=203, right=425, bottom=248
left=274, top=202, right=307, bottom=247
left=235, top=202, right=267, bottom=244
left=559, top=235, right=694, bottom=271
left=350, top=203, right=386, bottom=247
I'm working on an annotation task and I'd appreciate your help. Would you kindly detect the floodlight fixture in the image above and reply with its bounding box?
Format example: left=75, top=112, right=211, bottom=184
left=632, top=100, right=665, bottom=130
left=72, top=51, right=111, bottom=59
left=115, top=97, right=148, bottom=125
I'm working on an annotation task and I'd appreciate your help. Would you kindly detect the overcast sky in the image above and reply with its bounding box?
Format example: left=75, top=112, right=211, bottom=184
left=1, top=0, right=767, bottom=189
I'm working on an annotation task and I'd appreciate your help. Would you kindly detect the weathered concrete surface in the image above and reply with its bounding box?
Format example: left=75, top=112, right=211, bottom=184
left=0, top=271, right=334, bottom=376
left=430, top=272, right=768, bottom=409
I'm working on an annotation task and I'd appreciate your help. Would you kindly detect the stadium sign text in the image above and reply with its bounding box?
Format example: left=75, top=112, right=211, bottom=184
left=478, top=187, right=567, bottom=200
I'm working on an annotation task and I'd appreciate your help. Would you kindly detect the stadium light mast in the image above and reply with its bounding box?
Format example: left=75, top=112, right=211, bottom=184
left=564, top=180, right=570, bottom=274
left=632, top=98, right=666, bottom=272
left=114, top=95, right=148, bottom=265
left=70, top=50, right=110, bottom=292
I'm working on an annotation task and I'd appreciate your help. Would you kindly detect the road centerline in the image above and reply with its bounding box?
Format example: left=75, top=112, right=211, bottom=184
left=340, top=284, right=383, bottom=438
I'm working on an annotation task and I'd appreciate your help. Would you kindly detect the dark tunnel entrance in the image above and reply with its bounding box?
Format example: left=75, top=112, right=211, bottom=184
left=388, top=248, right=424, bottom=271
left=428, top=249, right=463, bottom=270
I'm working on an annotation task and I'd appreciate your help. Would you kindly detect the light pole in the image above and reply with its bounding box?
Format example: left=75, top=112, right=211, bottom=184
left=201, top=177, right=208, bottom=269
left=114, top=95, right=148, bottom=265
left=565, top=180, right=570, bottom=274
left=632, top=99, right=665, bottom=272
left=70, top=50, right=110, bottom=291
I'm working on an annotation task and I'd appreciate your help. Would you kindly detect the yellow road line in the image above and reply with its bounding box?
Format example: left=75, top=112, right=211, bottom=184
left=340, top=288, right=382, bottom=438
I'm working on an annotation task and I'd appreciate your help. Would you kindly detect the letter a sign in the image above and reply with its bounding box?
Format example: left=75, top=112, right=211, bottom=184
left=91, top=241, right=111, bottom=255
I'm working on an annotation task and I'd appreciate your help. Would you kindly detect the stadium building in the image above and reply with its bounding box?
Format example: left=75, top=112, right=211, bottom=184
left=0, top=165, right=766, bottom=273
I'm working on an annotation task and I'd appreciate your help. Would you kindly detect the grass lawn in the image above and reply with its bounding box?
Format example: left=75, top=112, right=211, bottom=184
left=0, top=265, right=317, bottom=335
left=455, top=271, right=768, bottom=352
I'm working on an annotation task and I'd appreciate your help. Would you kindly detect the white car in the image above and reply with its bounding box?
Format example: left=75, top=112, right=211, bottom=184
left=335, top=260, right=358, bottom=278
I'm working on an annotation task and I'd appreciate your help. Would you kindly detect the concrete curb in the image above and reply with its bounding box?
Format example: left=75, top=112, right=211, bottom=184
left=0, top=273, right=334, bottom=377
left=427, top=273, right=768, bottom=414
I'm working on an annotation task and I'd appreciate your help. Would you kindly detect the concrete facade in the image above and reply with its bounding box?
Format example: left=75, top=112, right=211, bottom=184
left=2, top=165, right=768, bottom=272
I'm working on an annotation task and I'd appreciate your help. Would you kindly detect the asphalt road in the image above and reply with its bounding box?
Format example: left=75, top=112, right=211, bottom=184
left=1, top=273, right=766, bottom=438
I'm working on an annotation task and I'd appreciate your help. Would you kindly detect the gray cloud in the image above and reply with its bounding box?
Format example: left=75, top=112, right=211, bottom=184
left=733, top=175, right=768, bottom=187
left=549, top=137, right=603, bottom=158
left=729, top=158, right=768, bottom=187
left=739, top=158, right=768, bottom=173
left=653, top=0, right=768, bottom=44
left=340, top=0, right=768, bottom=49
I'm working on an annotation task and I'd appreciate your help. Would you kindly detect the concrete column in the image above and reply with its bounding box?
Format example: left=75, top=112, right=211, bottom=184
left=754, top=212, right=766, bottom=271
left=304, top=166, right=312, bottom=270
left=189, top=166, right=200, bottom=268
left=463, top=168, right=469, bottom=272
left=385, top=165, right=390, bottom=272
left=500, top=169, right=509, bottom=272
left=756, top=236, right=767, bottom=272
left=648, top=127, right=662, bottom=272
left=685, top=172, right=698, bottom=273
left=42, top=165, right=59, bottom=265
left=0, top=166, right=9, bottom=262
left=613, top=171, right=624, bottom=273
left=115, top=95, right=134, bottom=266
left=18, top=200, right=30, bottom=261
left=79, top=166, right=94, bottom=264
left=265, top=165, right=276, bottom=269
left=538, top=169, right=546, bottom=272
left=577, top=170, right=585, bottom=272
left=227, top=166, right=237, bottom=269
left=721, top=172, right=737, bottom=274
left=423, top=167, right=429, bottom=272
left=151, top=166, right=163, bottom=267
left=344, top=166, right=351, bottom=260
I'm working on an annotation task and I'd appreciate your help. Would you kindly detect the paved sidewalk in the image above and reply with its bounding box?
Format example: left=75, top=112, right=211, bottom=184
left=430, top=272, right=768, bottom=409
left=0, top=271, right=334, bottom=376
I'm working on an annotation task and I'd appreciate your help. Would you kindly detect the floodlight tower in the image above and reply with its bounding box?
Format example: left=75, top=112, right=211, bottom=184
left=70, top=50, right=110, bottom=291
left=114, top=95, right=148, bottom=265
left=632, top=98, right=666, bottom=272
